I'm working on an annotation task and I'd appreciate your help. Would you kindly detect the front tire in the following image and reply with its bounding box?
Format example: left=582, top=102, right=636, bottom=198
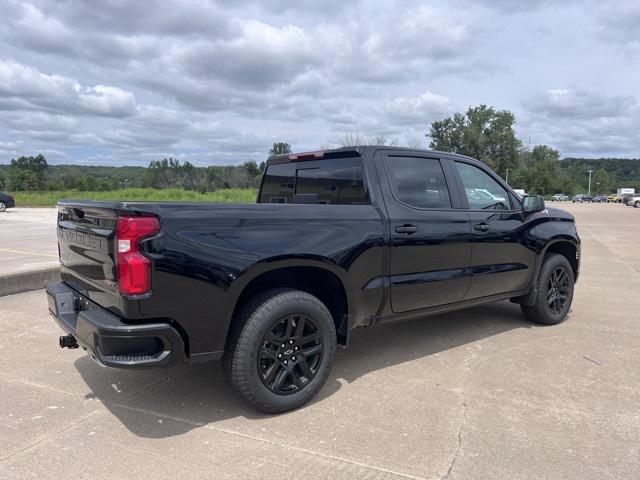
left=0, top=202, right=6, bottom=212
left=223, top=288, right=336, bottom=413
left=521, top=253, right=574, bottom=325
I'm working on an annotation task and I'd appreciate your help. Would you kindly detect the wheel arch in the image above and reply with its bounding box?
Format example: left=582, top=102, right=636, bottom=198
left=513, top=237, right=579, bottom=307
left=542, top=238, right=579, bottom=280
left=226, top=259, right=351, bottom=347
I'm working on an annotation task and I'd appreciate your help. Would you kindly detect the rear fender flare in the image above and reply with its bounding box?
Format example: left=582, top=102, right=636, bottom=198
left=223, top=256, right=353, bottom=335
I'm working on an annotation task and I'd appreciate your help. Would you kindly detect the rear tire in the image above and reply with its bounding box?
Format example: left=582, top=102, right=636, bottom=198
left=0, top=202, right=5, bottom=212
left=521, top=253, right=574, bottom=325
left=223, top=288, right=336, bottom=413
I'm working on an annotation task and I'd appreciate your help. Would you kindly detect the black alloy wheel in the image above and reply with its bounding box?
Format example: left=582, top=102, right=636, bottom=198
left=258, top=314, right=323, bottom=395
left=547, top=266, right=570, bottom=315
left=520, top=253, right=574, bottom=325
left=223, top=288, right=336, bottom=413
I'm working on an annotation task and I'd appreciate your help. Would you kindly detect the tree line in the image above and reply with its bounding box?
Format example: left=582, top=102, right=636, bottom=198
left=2, top=110, right=639, bottom=195
left=0, top=143, right=295, bottom=192
left=427, top=105, right=640, bottom=195
left=0, top=156, right=267, bottom=192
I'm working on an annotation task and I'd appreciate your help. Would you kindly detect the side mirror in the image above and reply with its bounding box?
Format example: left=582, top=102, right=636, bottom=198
left=522, top=195, right=545, bottom=213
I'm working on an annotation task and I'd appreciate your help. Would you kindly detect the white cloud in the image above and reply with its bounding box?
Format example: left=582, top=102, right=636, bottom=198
left=78, top=86, right=136, bottom=117
left=0, top=61, right=137, bottom=118
left=595, top=1, right=640, bottom=57
left=0, top=0, right=638, bottom=164
left=384, top=92, right=455, bottom=124
left=522, top=88, right=640, bottom=156
left=526, top=88, right=636, bottom=120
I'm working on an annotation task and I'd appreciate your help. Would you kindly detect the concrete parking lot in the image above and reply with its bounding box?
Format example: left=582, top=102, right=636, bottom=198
left=0, top=208, right=58, bottom=276
left=0, top=203, right=638, bottom=479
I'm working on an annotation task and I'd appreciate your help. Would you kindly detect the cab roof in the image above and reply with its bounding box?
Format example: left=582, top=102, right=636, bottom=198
left=266, top=145, right=476, bottom=165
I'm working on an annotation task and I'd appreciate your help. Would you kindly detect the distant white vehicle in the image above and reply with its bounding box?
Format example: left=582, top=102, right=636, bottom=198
left=471, top=188, right=506, bottom=202
left=628, top=194, right=640, bottom=208
left=617, top=188, right=635, bottom=197
left=552, top=194, right=569, bottom=201
left=513, top=189, right=526, bottom=198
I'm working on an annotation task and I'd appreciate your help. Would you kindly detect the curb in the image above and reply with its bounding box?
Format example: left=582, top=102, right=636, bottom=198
left=0, top=268, right=60, bottom=297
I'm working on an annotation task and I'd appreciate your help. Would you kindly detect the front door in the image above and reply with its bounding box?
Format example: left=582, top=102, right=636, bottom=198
left=453, top=160, right=536, bottom=299
left=379, top=153, right=473, bottom=313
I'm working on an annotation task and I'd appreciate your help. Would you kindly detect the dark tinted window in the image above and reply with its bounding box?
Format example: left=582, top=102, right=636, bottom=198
left=455, top=162, right=511, bottom=210
left=385, top=156, right=451, bottom=209
left=259, top=162, right=295, bottom=203
left=259, top=157, right=369, bottom=205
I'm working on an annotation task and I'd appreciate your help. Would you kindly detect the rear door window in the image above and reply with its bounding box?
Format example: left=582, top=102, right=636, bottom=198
left=384, top=156, right=452, bottom=209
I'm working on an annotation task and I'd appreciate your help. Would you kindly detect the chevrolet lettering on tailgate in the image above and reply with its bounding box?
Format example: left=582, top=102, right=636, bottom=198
left=57, top=227, right=106, bottom=251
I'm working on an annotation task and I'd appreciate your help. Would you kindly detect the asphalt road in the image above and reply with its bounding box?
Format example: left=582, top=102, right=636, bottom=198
left=0, top=202, right=639, bottom=479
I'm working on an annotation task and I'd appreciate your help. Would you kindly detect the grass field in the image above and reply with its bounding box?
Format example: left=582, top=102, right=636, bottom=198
left=12, top=188, right=258, bottom=206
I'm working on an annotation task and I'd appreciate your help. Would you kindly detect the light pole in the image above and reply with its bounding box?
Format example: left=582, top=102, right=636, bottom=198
left=505, top=168, right=509, bottom=185
left=596, top=182, right=600, bottom=195
left=587, top=170, right=594, bottom=195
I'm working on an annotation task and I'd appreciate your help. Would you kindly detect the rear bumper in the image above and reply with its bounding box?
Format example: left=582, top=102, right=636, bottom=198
left=46, top=282, right=184, bottom=369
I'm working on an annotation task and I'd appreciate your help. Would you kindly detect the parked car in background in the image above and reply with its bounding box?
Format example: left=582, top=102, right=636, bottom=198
left=607, top=194, right=619, bottom=203
left=0, top=192, right=15, bottom=212
left=593, top=194, right=609, bottom=203
left=573, top=194, right=593, bottom=203
left=622, top=194, right=634, bottom=205
left=552, top=194, right=569, bottom=201
left=628, top=194, right=640, bottom=207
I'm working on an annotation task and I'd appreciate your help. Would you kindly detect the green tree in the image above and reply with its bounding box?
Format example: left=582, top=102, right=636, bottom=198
left=10, top=154, right=48, bottom=174
left=591, top=169, right=612, bottom=194
left=5, top=168, right=40, bottom=191
left=7, top=154, right=49, bottom=190
left=144, top=158, right=198, bottom=190
left=242, top=160, right=260, bottom=178
left=269, top=142, right=292, bottom=156
left=427, top=105, right=521, bottom=176
left=513, top=145, right=562, bottom=195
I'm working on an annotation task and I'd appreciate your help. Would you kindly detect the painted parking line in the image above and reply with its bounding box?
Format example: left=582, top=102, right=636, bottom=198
left=0, top=248, right=59, bottom=259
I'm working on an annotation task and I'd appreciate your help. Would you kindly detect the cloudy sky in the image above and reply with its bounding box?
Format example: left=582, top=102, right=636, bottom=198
left=0, top=0, right=639, bottom=166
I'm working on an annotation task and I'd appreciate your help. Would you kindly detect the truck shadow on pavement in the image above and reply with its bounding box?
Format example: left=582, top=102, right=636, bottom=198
left=75, top=300, right=537, bottom=438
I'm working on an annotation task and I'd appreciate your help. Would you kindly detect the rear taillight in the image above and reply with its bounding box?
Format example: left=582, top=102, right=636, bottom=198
left=116, top=216, right=160, bottom=296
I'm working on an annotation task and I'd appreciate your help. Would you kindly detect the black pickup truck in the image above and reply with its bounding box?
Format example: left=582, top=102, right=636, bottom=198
left=47, top=146, right=580, bottom=412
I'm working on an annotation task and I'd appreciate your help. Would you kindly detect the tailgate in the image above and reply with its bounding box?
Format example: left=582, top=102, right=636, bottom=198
left=57, top=202, right=119, bottom=296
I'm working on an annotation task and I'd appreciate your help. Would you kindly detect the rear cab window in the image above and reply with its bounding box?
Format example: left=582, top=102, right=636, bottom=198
left=258, top=157, right=369, bottom=205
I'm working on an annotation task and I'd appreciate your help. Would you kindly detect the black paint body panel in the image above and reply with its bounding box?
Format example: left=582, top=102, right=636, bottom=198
left=54, top=147, right=580, bottom=362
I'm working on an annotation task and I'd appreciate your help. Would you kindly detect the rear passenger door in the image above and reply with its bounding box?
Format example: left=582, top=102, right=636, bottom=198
left=452, top=160, right=536, bottom=299
left=378, top=152, right=473, bottom=313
